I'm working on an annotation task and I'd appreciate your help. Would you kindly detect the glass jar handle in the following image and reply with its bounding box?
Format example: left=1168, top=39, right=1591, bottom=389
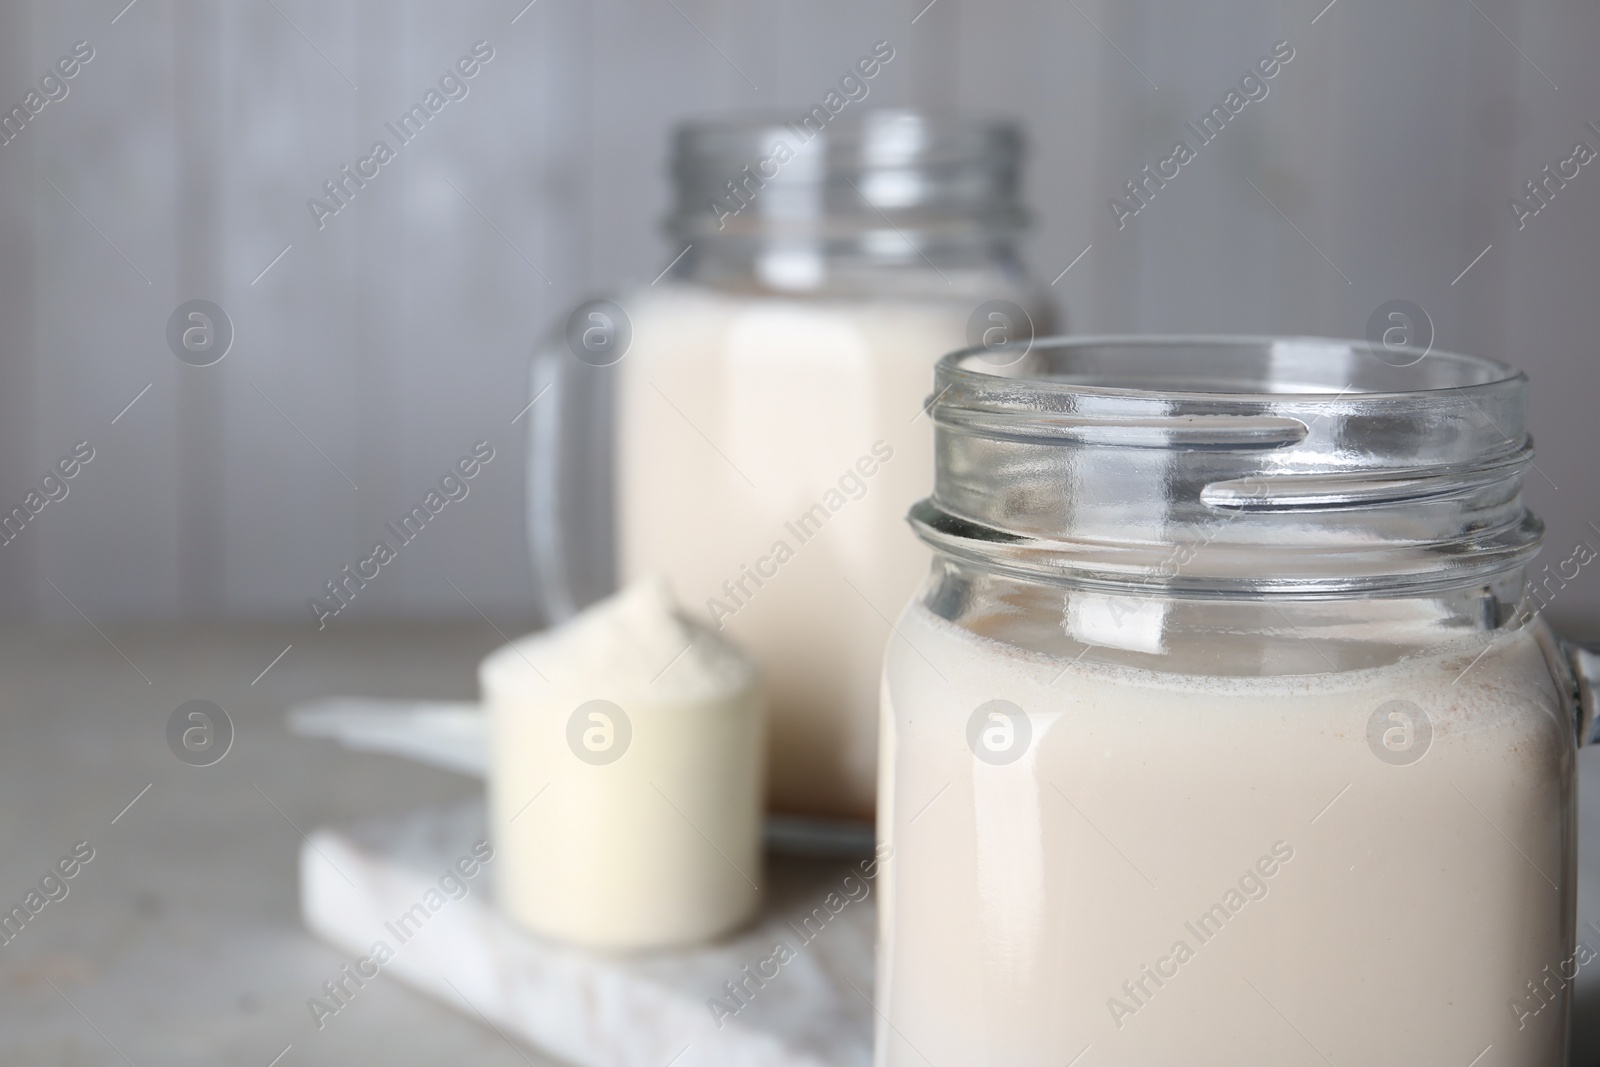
left=1568, top=638, right=1600, bottom=747
left=526, top=343, right=614, bottom=626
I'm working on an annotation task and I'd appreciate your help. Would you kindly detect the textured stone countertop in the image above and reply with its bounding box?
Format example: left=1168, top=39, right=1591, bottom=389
left=5, top=622, right=1600, bottom=1065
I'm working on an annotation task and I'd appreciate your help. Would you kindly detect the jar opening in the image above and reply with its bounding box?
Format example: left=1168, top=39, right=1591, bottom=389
left=915, top=335, right=1542, bottom=598
left=949, top=335, right=1520, bottom=398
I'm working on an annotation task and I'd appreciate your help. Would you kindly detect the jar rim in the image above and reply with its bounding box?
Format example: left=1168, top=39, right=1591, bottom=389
left=938, top=334, right=1523, bottom=405
left=672, top=109, right=1022, bottom=171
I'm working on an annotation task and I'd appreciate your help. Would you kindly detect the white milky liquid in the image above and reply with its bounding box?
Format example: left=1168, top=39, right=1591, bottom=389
left=616, top=283, right=1026, bottom=819
left=878, top=601, right=1574, bottom=1066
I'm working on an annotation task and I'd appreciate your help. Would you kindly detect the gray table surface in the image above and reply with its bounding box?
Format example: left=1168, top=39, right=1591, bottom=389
left=5, top=621, right=1600, bottom=1065
left=0, top=621, right=553, bottom=1067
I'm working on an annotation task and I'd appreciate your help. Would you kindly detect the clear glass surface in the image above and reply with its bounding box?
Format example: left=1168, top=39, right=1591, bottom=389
left=530, top=111, right=1047, bottom=819
left=877, top=336, right=1585, bottom=1066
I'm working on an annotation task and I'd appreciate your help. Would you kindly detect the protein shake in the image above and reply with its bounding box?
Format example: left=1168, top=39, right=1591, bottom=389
left=877, top=598, right=1573, bottom=1066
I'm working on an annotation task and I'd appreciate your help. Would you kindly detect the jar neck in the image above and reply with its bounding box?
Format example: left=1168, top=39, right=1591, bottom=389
left=665, top=110, right=1027, bottom=297
left=667, top=229, right=1027, bottom=297
left=916, top=336, right=1542, bottom=600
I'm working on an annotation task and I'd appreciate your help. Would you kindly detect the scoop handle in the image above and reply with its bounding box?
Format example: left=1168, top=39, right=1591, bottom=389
left=287, top=698, right=878, bottom=857
left=288, top=698, right=489, bottom=777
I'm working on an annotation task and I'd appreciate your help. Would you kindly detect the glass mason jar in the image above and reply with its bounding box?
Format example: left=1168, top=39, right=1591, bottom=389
left=530, top=110, right=1048, bottom=820
left=877, top=337, right=1599, bottom=1065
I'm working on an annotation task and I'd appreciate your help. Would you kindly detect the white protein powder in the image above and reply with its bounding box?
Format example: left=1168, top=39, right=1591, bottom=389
left=481, top=578, right=763, bottom=949
left=877, top=600, right=1574, bottom=1066
left=616, top=283, right=1006, bottom=819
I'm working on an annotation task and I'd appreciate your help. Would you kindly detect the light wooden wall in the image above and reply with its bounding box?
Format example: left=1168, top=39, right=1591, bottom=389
left=0, top=0, right=1596, bottom=632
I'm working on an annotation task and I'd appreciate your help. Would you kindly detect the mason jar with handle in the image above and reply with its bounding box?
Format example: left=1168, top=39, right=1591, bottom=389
left=877, top=336, right=1598, bottom=1065
left=529, top=108, right=1048, bottom=820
